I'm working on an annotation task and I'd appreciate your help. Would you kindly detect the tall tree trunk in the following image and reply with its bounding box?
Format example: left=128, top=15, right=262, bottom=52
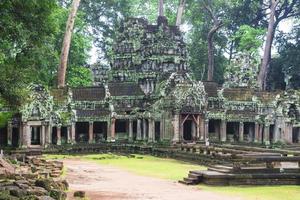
left=258, top=0, right=279, bottom=90
left=207, top=23, right=222, bottom=81
left=159, top=0, right=164, bottom=16
left=176, top=0, right=186, bottom=26
left=57, top=0, right=81, bottom=88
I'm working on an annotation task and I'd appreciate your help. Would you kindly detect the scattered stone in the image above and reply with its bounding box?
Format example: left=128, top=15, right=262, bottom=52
left=73, top=191, right=86, bottom=198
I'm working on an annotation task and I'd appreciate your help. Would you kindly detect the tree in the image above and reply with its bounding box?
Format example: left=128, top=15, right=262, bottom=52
left=0, top=0, right=58, bottom=107
left=258, top=0, right=279, bottom=90
left=57, top=0, right=81, bottom=88
left=176, top=0, right=186, bottom=26
left=203, top=2, right=224, bottom=81
left=258, top=0, right=300, bottom=90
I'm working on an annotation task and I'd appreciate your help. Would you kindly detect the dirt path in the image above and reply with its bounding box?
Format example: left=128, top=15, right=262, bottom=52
left=64, top=159, right=243, bottom=200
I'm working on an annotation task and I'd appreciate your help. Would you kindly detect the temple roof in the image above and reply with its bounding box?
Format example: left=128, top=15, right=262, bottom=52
left=108, top=82, right=144, bottom=96
left=73, top=87, right=105, bottom=101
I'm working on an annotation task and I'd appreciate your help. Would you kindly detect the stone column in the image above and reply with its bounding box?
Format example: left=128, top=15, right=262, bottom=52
left=26, top=125, right=31, bottom=146
left=41, top=124, right=46, bottom=147
left=137, top=119, right=142, bottom=140
left=148, top=119, right=155, bottom=143
left=67, top=126, right=71, bottom=144
left=111, top=118, right=116, bottom=142
left=22, top=122, right=29, bottom=147
left=297, top=128, right=300, bottom=144
left=248, top=123, right=255, bottom=142
left=196, top=115, right=200, bottom=140
left=7, top=122, right=12, bottom=146
left=239, top=122, right=244, bottom=142
left=172, top=114, right=180, bottom=143
left=89, top=121, right=94, bottom=143
left=71, top=123, right=76, bottom=144
left=263, top=124, right=270, bottom=145
left=204, top=119, right=209, bottom=140
left=254, top=122, right=260, bottom=143
left=199, top=117, right=205, bottom=140
left=284, top=123, right=293, bottom=144
left=191, top=121, right=196, bottom=140
left=57, top=126, right=61, bottom=145
left=128, top=119, right=133, bottom=141
left=220, top=120, right=227, bottom=142
left=143, top=119, right=148, bottom=141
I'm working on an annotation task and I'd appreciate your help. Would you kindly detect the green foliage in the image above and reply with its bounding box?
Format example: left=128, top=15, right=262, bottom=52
left=233, top=25, right=265, bottom=54
left=67, top=66, right=92, bottom=87
left=0, top=112, right=13, bottom=128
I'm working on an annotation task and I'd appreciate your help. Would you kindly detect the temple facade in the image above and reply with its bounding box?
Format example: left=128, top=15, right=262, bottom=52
left=1, top=17, right=300, bottom=148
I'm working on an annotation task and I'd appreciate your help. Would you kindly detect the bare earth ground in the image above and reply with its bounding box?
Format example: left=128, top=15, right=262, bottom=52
left=64, top=159, right=244, bottom=200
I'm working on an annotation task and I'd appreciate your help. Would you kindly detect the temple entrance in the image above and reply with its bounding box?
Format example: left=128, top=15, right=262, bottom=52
left=133, top=121, right=137, bottom=140
left=31, top=126, right=41, bottom=145
left=52, top=127, right=57, bottom=144
left=244, top=122, right=255, bottom=142
left=12, top=127, right=19, bottom=147
left=292, top=127, right=300, bottom=143
left=75, top=122, right=89, bottom=143
left=93, top=122, right=107, bottom=142
left=115, top=119, right=127, bottom=140
left=208, top=119, right=221, bottom=141
left=181, top=114, right=200, bottom=142
left=155, top=122, right=161, bottom=141
left=183, top=120, right=192, bottom=141
left=227, top=122, right=239, bottom=142
left=61, top=127, right=68, bottom=144
left=0, top=127, right=8, bottom=146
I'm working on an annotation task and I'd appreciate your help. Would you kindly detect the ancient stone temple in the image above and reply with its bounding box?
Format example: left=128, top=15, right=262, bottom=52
left=1, top=16, right=300, bottom=148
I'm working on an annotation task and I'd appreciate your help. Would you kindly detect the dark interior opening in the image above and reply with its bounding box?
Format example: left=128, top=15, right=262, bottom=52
left=244, top=122, right=254, bottom=142
left=270, top=125, right=275, bottom=143
left=0, top=127, right=8, bottom=146
left=155, top=121, right=161, bottom=141
left=76, top=122, right=89, bottom=143
left=94, top=122, right=107, bottom=142
left=292, top=127, right=300, bottom=143
left=133, top=121, right=137, bottom=140
left=12, top=127, right=19, bottom=147
left=226, top=122, right=239, bottom=142
left=61, top=127, right=68, bottom=144
left=52, top=127, right=57, bottom=144
left=208, top=119, right=220, bottom=140
left=31, top=126, right=41, bottom=145
left=183, top=120, right=192, bottom=141
left=115, top=120, right=127, bottom=133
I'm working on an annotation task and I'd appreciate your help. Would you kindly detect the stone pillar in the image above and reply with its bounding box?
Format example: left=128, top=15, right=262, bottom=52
left=239, top=122, right=244, bottom=142
left=41, top=124, right=46, bottom=146
left=143, top=119, right=148, bottom=140
left=22, top=122, right=29, bottom=147
left=71, top=123, right=76, bottom=144
left=172, top=114, right=180, bottom=142
left=148, top=119, right=155, bottom=143
left=199, top=117, right=205, bottom=140
left=220, top=120, right=227, bottom=142
left=248, top=123, right=255, bottom=142
left=26, top=125, right=31, bottom=146
left=297, top=128, right=300, bottom=144
left=57, top=126, right=61, bottom=145
left=89, top=121, right=94, bottom=143
left=196, top=115, right=200, bottom=140
left=67, top=126, right=71, bottom=143
left=191, top=121, right=196, bottom=140
left=128, top=119, right=133, bottom=141
left=254, top=122, right=260, bottom=143
left=111, top=118, right=116, bottom=142
left=263, top=124, right=270, bottom=145
left=284, top=123, right=293, bottom=144
left=204, top=119, right=209, bottom=139
left=7, top=122, right=12, bottom=146
left=137, top=119, right=142, bottom=140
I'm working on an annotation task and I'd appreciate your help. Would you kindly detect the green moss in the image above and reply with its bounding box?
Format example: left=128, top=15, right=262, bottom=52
left=0, top=112, right=13, bottom=128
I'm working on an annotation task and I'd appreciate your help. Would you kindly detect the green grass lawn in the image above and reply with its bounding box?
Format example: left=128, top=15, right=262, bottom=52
left=45, top=153, right=204, bottom=180
left=45, top=153, right=300, bottom=200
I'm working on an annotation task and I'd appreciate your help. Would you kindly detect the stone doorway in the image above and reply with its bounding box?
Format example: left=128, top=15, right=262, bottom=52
left=208, top=119, right=221, bottom=141
left=155, top=122, right=161, bottom=141
left=292, top=127, right=300, bottom=143
left=30, top=126, right=41, bottom=145
left=183, top=120, right=193, bottom=141
left=52, top=127, right=57, bottom=144
left=226, top=122, right=239, bottom=142
left=0, top=127, right=8, bottom=146
left=93, top=122, right=107, bottom=142
left=75, top=122, right=89, bottom=143
left=12, top=127, right=19, bottom=147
